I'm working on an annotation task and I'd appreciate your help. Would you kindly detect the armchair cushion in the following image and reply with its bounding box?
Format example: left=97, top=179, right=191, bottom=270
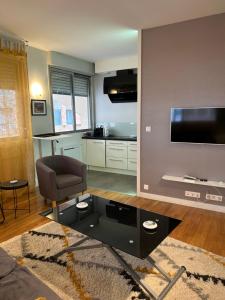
left=56, top=174, right=82, bottom=189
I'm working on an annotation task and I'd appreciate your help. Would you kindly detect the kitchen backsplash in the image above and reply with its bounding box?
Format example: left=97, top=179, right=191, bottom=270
left=96, top=122, right=137, bottom=137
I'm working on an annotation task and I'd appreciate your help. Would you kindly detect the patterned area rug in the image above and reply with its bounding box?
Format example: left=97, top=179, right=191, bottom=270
left=1, top=221, right=225, bottom=300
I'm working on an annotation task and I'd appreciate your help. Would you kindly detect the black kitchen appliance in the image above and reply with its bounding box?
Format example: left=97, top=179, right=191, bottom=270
left=104, top=69, right=137, bottom=103
left=94, top=127, right=104, bottom=137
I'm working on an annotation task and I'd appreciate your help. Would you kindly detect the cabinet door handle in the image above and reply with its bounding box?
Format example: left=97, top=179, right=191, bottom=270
left=64, top=147, right=79, bottom=150
left=108, top=142, right=124, bottom=145
left=109, top=148, right=124, bottom=151
left=93, top=141, right=104, bottom=144
left=129, top=161, right=136, bottom=164
left=109, top=158, right=123, bottom=162
left=129, top=149, right=136, bottom=152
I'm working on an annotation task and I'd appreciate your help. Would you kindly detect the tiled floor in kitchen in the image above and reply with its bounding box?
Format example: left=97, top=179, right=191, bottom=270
left=87, top=170, right=136, bottom=196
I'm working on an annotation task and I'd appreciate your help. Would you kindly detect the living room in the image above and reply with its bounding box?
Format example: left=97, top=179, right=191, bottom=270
left=0, top=1, right=225, bottom=300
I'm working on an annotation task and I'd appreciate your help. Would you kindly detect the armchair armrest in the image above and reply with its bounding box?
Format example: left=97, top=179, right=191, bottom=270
left=36, top=160, right=58, bottom=200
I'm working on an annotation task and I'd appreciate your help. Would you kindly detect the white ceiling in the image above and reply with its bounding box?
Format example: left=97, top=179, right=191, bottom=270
left=0, top=0, right=225, bottom=62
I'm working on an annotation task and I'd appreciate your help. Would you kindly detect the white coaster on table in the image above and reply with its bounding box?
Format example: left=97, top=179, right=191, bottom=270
left=10, top=180, right=18, bottom=184
left=76, top=202, right=88, bottom=210
left=143, top=220, right=158, bottom=232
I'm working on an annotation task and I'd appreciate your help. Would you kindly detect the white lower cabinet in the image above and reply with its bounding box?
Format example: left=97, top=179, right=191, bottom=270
left=106, top=157, right=127, bottom=170
left=106, top=140, right=128, bottom=147
left=128, top=159, right=137, bottom=171
left=85, top=139, right=137, bottom=173
left=106, top=146, right=127, bottom=158
left=61, top=145, right=81, bottom=160
left=106, top=140, right=127, bottom=170
left=128, top=147, right=137, bottom=159
left=86, top=139, right=105, bottom=167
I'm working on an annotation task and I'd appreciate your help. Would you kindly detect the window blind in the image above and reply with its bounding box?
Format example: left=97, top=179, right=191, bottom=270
left=73, top=74, right=89, bottom=97
left=51, top=69, right=72, bottom=95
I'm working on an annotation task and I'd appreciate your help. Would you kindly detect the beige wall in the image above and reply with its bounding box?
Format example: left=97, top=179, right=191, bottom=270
left=140, top=13, right=225, bottom=208
left=95, top=55, right=138, bottom=73
left=49, top=51, right=94, bottom=75
left=27, top=47, right=95, bottom=135
left=27, top=46, right=94, bottom=163
left=27, top=46, right=53, bottom=135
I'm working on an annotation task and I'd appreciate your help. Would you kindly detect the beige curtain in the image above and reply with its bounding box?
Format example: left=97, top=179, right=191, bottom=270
left=0, top=37, right=35, bottom=188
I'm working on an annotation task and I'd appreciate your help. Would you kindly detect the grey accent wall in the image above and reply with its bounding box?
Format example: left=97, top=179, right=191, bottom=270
left=141, top=13, right=225, bottom=207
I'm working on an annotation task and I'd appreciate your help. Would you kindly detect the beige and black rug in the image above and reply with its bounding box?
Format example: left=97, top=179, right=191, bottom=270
left=1, top=221, right=225, bottom=300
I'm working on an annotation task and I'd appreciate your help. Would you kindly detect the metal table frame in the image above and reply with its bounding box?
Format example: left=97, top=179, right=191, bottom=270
left=0, top=181, right=30, bottom=219
left=0, top=202, right=5, bottom=224
left=53, top=236, right=186, bottom=300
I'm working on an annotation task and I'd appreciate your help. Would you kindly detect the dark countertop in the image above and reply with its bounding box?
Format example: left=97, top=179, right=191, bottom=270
left=82, top=135, right=137, bottom=142
left=34, top=133, right=61, bottom=137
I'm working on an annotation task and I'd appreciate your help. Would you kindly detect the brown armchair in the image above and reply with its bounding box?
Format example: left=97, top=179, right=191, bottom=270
left=36, top=155, right=87, bottom=207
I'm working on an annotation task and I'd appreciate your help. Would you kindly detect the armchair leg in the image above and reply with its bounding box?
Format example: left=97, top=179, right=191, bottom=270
left=51, top=200, right=58, bottom=222
left=52, top=200, right=57, bottom=208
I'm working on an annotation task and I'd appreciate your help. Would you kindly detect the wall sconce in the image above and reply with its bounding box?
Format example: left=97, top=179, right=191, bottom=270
left=31, top=82, right=43, bottom=99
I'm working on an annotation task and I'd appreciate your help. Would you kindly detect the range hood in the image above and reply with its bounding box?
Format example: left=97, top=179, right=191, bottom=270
left=103, top=69, right=137, bottom=103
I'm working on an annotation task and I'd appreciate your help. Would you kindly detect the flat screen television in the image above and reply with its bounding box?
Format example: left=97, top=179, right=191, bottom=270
left=171, top=107, right=225, bottom=144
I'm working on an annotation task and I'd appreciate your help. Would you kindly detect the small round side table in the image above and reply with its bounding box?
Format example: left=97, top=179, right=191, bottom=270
left=0, top=180, right=30, bottom=219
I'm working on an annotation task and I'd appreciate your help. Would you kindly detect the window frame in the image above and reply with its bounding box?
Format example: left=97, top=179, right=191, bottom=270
left=49, top=66, right=93, bottom=134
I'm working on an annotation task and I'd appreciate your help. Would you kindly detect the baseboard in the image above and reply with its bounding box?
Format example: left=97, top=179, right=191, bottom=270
left=88, top=166, right=136, bottom=176
left=138, top=191, right=225, bottom=213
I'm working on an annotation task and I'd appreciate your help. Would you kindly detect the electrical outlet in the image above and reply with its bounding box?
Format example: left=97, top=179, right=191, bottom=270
left=206, top=194, right=223, bottom=202
left=185, top=191, right=200, bottom=199
left=144, top=184, right=149, bottom=190
left=145, top=126, right=151, bottom=133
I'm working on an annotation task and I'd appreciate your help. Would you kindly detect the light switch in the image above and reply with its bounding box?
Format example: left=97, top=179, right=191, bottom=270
left=146, top=126, right=151, bottom=132
left=144, top=184, right=149, bottom=190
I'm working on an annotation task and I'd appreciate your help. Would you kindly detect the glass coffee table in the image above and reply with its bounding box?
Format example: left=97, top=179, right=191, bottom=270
left=41, top=194, right=186, bottom=300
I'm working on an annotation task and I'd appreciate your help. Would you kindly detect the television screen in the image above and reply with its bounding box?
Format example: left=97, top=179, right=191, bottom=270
left=171, top=107, right=225, bottom=144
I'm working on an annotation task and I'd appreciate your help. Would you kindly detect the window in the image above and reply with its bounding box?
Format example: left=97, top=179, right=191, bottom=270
left=50, top=68, right=91, bottom=133
left=0, top=89, right=18, bottom=137
left=73, top=74, right=90, bottom=130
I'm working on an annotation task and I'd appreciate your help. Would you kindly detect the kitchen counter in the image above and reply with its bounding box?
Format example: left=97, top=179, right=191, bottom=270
left=82, top=135, right=137, bottom=142
left=33, top=133, right=72, bottom=157
left=33, top=133, right=72, bottom=141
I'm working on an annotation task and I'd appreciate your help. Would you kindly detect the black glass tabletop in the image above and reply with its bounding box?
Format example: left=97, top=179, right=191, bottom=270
left=41, top=194, right=181, bottom=259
